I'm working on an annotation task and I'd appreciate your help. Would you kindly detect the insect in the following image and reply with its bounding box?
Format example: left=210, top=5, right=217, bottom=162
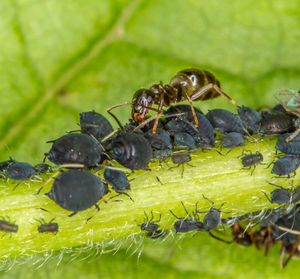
left=144, top=128, right=172, bottom=150
left=36, top=218, right=59, bottom=234
left=110, top=132, right=152, bottom=170
left=0, top=217, right=18, bottom=235
left=276, top=89, right=300, bottom=142
left=34, top=163, right=52, bottom=174
left=270, top=155, right=300, bottom=177
left=169, top=202, right=204, bottom=233
left=80, top=111, right=113, bottom=142
left=258, top=113, right=295, bottom=135
left=174, top=132, right=196, bottom=149
left=103, top=168, right=133, bottom=201
left=240, top=151, right=264, bottom=175
left=5, top=162, right=37, bottom=189
left=237, top=106, right=261, bottom=134
left=198, top=195, right=227, bottom=231
left=135, top=211, right=165, bottom=238
left=107, top=68, right=237, bottom=134
left=46, top=170, right=109, bottom=217
left=170, top=152, right=192, bottom=177
left=45, top=133, right=103, bottom=168
left=221, top=132, right=244, bottom=152
left=206, top=109, right=244, bottom=134
left=263, top=182, right=300, bottom=205
left=275, top=133, right=300, bottom=155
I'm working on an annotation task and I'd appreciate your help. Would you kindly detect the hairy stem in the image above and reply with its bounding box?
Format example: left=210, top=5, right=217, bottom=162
left=0, top=136, right=294, bottom=259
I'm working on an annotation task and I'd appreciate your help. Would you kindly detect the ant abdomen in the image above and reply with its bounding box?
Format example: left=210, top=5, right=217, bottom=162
left=170, top=69, right=221, bottom=101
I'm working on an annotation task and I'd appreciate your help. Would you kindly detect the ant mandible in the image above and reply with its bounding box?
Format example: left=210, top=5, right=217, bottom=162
left=107, top=68, right=237, bottom=133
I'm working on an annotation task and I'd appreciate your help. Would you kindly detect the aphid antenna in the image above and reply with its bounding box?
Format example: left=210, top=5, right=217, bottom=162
left=107, top=191, right=134, bottom=202
left=55, top=163, right=86, bottom=169
left=37, top=207, right=72, bottom=218
left=101, top=129, right=119, bottom=143
left=208, top=231, right=233, bottom=244
left=96, top=164, right=132, bottom=173
left=36, top=170, right=61, bottom=195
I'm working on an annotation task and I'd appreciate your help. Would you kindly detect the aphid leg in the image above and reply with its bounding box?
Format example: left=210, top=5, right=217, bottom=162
left=286, top=127, right=300, bottom=142
left=36, top=170, right=60, bottom=195
left=169, top=209, right=183, bottom=220
left=149, top=211, right=154, bottom=223
left=281, top=236, right=300, bottom=268
left=262, top=191, right=273, bottom=203
left=264, top=225, right=272, bottom=257
left=250, top=165, right=256, bottom=176
left=181, top=201, right=193, bottom=219
left=106, top=102, right=132, bottom=131
left=12, top=182, right=21, bottom=191
left=156, top=176, right=163, bottom=185
left=86, top=204, right=100, bottom=223
left=209, top=231, right=233, bottom=244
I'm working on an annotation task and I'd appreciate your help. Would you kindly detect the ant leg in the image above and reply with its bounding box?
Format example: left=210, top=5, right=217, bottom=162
left=183, top=92, right=199, bottom=128
left=152, top=95, right=165, bottom=134
left=107, top=103, right=132, bottom=130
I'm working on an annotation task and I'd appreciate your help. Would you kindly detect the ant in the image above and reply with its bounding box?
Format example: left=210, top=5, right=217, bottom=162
left=107, top=68, right=237, bottom=133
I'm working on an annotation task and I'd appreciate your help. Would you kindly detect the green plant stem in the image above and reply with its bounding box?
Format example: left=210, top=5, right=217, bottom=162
left=0, top=136, right=296, bottom=259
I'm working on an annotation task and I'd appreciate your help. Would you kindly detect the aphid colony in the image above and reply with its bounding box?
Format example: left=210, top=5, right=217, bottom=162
left=0, top=69, right=299, bottom=267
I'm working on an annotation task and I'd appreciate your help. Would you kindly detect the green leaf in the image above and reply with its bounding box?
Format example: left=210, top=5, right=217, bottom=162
left=1, top=0, right=300, bottom=277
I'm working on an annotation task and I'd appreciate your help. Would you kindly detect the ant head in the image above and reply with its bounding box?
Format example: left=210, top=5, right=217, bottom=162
left=131, top=89, right=155, bottom=122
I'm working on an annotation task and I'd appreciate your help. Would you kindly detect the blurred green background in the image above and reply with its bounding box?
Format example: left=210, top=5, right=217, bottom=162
left=0, top=0, right=300, bottom=277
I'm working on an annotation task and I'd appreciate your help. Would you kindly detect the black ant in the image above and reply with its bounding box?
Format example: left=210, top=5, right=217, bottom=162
left=107, top=68, right=237, bottom=133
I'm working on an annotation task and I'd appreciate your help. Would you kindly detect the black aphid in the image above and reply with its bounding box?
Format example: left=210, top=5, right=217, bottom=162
left=199, top=195, right=226, bottom=231
left=144, top=128, right=172, bottom=150
left=0, top=217, right=18, bottom=234
left=170, top=153, right=192, bottom=177
left=271, top=155, right=300, bottom=177
left=240, top=151, right=263, bottom=175
left=6, top=162, right=36, bottom=180
left=37, top=218, right=59, bottom=234
left=174, top=132, right=196, bottom=149
left=34, top=163, right=52, bottom=174
left=221, top=132, right=244, bottom=150
left=104, top=168, right=133, bottom=201
left=45, top=133, right=103, bottom=168
left=276, top=133, right=300, bottom=155
left=135, top=211, right=165, bottom=238
left=46, top=170, right=109, bottom=217
left=169, top=202, right=204, bottom=233
left=110, top=132, right=152, bottom=170
left=263, top=182, right=300, bottom=205
left=237, top=106, right=261, bottom=133
left=80, top=111, right=113, bottom=141
left=206, top=109, right=244, bottom=134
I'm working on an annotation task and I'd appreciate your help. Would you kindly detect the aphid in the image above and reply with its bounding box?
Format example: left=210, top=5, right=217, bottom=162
left=108, top=69, right=237, bottom=133
left=206, top=109, right=244, bottom=134
left=275, top=133, right=300, bottom=155
left=271, top=155, right=300, bottom=177
left=80, top=111, right=113, bottom=142
left=237, top=106, right=261, bottom=133
left=240, top=151, right=264, bottom=175
left=263, top=183, right=292, bottom=205
left=144, top=128, right=172, bottom=150
left=45, top=133, right=103, bottom=168
left=103, top=168, right=133, bottom=201
left=170, top=153, right=192, bottom=177
left=36, top=218, right=59, bottom=234
left=135, top=211, right=165, bottom=238
left=0, top=217, right=18, bottom=235
left=6, top=162, right=36, bottom=180
left=263, top=182, right=300, bottom=205
left=258, top=113, right=295, bottom=135
left=0, top=158, right=15, bottom=172
left=110, top=132, right=152, bottom=170
left=276, top=89, right=300, bottom=142
left=34, top=163, right=52, bottom=174
left=221, top=132, right=244, bottom=151
left=198, top=195, right=226, bottom=231
left=173, top=132, right=196, bottom=149
left=46, top=170, right=109, bottom=217
left=169, top=202, right=204, bottom=233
